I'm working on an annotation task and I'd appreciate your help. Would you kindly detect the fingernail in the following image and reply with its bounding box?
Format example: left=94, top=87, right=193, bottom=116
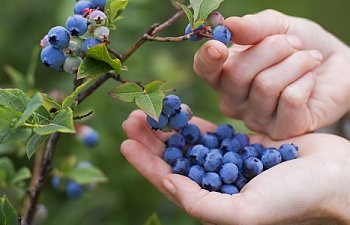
left=207, top=46, right=222, bottom=60
left=309, top=50, right=323, bottom=61
left=162, top=179, right=176, bottom=195
left=286, top=35, right=302, bottom=48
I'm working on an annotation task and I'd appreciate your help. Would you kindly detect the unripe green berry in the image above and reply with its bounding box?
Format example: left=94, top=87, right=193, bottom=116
left=63, top=56, right=82, bottom=74
left=94, top=26, right=110, bottom=40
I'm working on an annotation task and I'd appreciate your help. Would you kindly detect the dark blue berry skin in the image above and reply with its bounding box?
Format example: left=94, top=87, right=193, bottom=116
left=48, top=26, right=70, bottom=49
left=243, top=157, right=263, bottom=178
left=74, top=1, right=92, bottom=15
left=251, top=143, right=265, bottom=158
left=215, top=124, right=235, bottom=141
left=82, top=38, right=102, bottom=53
left=212, top=25, right=232, bottom=45
left=146, top=114, right=169, bottom=130
left=261, top=148, right=282, bottom=169
left=41, top=46, right=66, bottom=71
left=279, top=144, right=299, bottom=161
left=220, top=137, right=241, bottom=152
left=66, top=15, right=88, bottom=36
left=210, top=148, right=223, bottom=156
left=91, top=0, right=106, bottom=9
left=235, top=173, right=250, bottom=190
left=202, top=172, right=222, bottom=191
left=235, top=133, right=249, bottom=148
left=163, top=147, right=183, bottom=165
left=180, top=124, right=201, bottom=144
left=83, top=129, right=99, bottom=147
left=184, top=23, right=205, bottom=41
left=219, top=163, right=239, bottom=184
left=168, top=110, right=189, bottom=130
left=200, top=133, right=219, bottom=149
left=189, top=144, right=209, bottom=166
left=51, top=176, right=60, bottom=190
left=221, top=184, right=239, bottom=195
left=66, top=181, right=83, bottom=198
left=172, top=158, right=190, bottom=175
left=222, top=152, right=242, bottom=169
left=165, top=133, right=185, bottom=150
left=162, top=95, right=181, bottom=116
left=188, top=165, right=206, bottom=185
left=240, top=146, right=259, bottom=160
left=204, top=152, right=223, bottom=172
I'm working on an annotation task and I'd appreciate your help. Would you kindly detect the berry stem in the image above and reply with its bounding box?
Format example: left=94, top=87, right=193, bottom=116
left=144, top=33, right=192, bottom=42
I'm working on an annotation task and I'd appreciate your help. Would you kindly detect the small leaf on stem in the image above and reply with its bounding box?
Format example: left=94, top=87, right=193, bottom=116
left=109, top=83, right=144, bottom=103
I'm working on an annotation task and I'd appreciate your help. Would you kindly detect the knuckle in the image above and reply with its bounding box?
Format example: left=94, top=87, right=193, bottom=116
left=253, top=73, right=279, bottom=97
left=263, top=35, right=294, bottom=55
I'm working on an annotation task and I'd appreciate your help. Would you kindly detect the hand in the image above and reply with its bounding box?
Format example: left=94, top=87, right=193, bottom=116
left=194, top=9, right=350, bottom=139
left=121, top=110, right=350, bottom=225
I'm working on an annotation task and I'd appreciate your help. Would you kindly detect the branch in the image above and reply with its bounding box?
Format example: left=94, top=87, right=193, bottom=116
left=144, top=33, right=192, bottom=42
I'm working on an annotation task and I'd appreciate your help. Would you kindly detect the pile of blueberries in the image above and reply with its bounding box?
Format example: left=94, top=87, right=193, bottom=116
left=40, top=0, right=109, bottom=73
left=147, top=95, right=299, bottom=195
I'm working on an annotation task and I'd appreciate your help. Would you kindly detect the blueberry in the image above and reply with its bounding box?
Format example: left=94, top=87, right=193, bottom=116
left=89, top=10, right=107, bottom=26
left=64, top=39, right=83, bottom=56
left=91, top=0, right=106, bottom=10
left=146, top=114, right=169, bottom=130
left=279, top=143, right=298, bottom=161
left=243, top=157, right=263, bottom=178
left=165, top=133, right=185, bottom=150
left=235, top=133, right=249, bottom=148
left=261, top=148, right=282, bottom=169
left=74, top=0, right=92, bottom=15
left=82, top=38, right=102, bottom=53
left=207, top=12, right=224, bottom=28
left=209, top=148, right=223, bottom=156
left=180, top=124, right=201, bottom=144
left=220, top=184, right=239, bottom=195
left=215, top=124, right=235, bottom=141
left=222, top=152, right=242, bottom=169
left=172, top=158, right=190, bottom=175
left=240, top=146, right=258, bottom=160
left=220, top=137, right=241, bottom=153
left=83, top=127, right=99, bottom=147
left=66, top=181, right=83, bottom=198
left=235, top=173, right=250, bottom=190
left=66, top=15, right=88, bottom=36
left=163, top=147, right=183, bottom=165
left=188, top=144, right=209, bottom=166
left=184, top=23, right=205, bottom=41
left=48, top=26, right=70, bottom=49
left=40, top=46, right=66, bottom=71
left=168, top=110, right=189, bottom=130
left=180, top=104, right=193, bottom=120
left=51, top=176, right=60, bottom=190
left=204, top=151, right=223, bottom=172
left=188, top=165, right=206, bottom=185
left=162, top=95, right=181, bottom=116
left=219, top=163, right=239, bottom=184
left=201, top=172, right=222, bottom=191
left=200, top=133, right=219, bottom=149
left=63, top=56, right=82, bottom=74
left=212, top=25, right=232, bottom=45
left=250, top=143, right=265, bottom=158
left=94, top=26, right=110, bottom=40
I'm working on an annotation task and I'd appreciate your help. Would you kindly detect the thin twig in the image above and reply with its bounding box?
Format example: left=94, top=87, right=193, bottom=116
left=144, top=33, right=192, bottom=42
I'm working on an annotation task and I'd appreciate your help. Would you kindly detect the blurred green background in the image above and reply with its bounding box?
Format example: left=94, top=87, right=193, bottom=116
left=1, top=0, right=350, bottom=224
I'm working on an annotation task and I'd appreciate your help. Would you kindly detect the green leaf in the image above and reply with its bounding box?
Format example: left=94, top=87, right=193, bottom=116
left=135, top=91, right=164, bottom=122
left=14, top=93, right=43, bottom=128
left=0, top=158, right=15, bottom=185
left=26, top=46, right=40, bottom=89
left=86, top=43, right=121, bottom=74
left=144, top=80, right=165, bottom=93
left=68, top=167, right=108, bottom=184
left=190, top=0, right=203, bottom=20
left=110, top=0, right=128, bottom=21
left=0, top=106, right=21, bottom=130
left=144, top=213, right=161, bottom=225
left=0, top=89, right=30, bottom=113
left=3, top=66, right=27, bottom=91
left=177, top=3, right=193, bottom=26
left=26, top=134, right=49, bottom=159
left=0, top=127, right=32, bottom=145
left=197, top=0, right=224, bottom=21
left=41, top=94, right=62, bottom=112
left=11, top=167, right=31, bottom=185
left=109, top=83, right=144, bottom=103
left=0, top=195, right=18, bottom=225
left=77, top=58, right=113, bottom=79
left=62, top=79, right=95, bottom=109
left=33, top=108, right=75, bottom=135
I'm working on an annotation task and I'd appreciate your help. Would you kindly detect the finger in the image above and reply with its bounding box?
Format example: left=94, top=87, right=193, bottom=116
left=193, top=40, right=229, bottom=88
left=224, top=9, right=292, bottom=45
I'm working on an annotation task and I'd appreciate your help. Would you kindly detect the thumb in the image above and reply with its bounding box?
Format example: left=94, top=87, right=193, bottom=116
left=225, top=9, right=291, bottom=45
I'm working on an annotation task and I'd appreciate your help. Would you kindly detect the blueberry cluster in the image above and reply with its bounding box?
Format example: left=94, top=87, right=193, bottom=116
left=40, top=0, right=109, bottom=73
left=185, top=12, right=232, bottom=45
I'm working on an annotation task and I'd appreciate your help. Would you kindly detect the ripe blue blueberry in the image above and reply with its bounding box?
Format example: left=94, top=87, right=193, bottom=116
left=220, top=184, right=239, bottom=195
left=180, top=124, right=201, bottom=144
left=261, top=148, right=282, bottom=169
left=279, top=143, right=299, bottom=161
left=222, top=152, right=242, bottom=169
left=66, top=181, right=83, bottom=198
left=51, top=176, right=60, bottom=190
left=250, top=143, right=265, bottom=158
left=146, top=114, right=168, bottom=130
left=165, top=133, right=185, bottom=150
left=74, top=1, right=92, bottom=15
left=219, top=163, right=239, bottom=184
left=203, top=151, right=223, bottom=172
left=48, top=26, right=70, bottom=49
left=163, top=147, right=183, bottom=165
left=168, top=109, right=189, bottom=130
left=91, top=0, right=106, bottom=9
left=240, top=146, right=258, bottom=160
left=180, top=104, right=193, bottom=120
left=202, top=172, right=222, bottom=191
left=210, top=148, right=223, bottom=156
left=215, top=124, right=234, bottom=141
left=235, top=133, right=249, bottom=148
left=243, top=157, right=263, bottom=178
left=66, top=15, right=88, bottom=36
left=82, top=127, right=99, bottom=147
left=41, top=46, right=66, bottom=71
left=200, top=133, right=219, bottom=149
left=184, top=23, right=205, bottom=41
left=82, top=38, right=102, bottom=53
left=63, top=56, right=82, bottom=74
left=162, top=95, right=181, bottom=116
left=189, top=144, right=209, bottom=166
left=172, top=158, right=190, bottom=175
left=234, top=173, right=250, bottom=190
left=89, top=10, right=107, bottom=26
left=220, top=137, right=241, bottom=152
left=212, top=25, right=232, bottom=45
left=188, top=165, right=206, bottom=185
